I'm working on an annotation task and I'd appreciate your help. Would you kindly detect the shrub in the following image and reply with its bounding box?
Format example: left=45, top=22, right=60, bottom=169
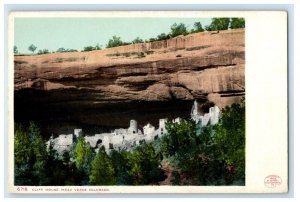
left=37, top=49, right=50, bottom=55
left=190, top=22, right=204, bottom=33
left=132, top=37, right=144, bottom=44
left=205, top=18, right=230, bottom=31
left=28, top=44, right=37, bottom=54
left=230, top=18, right=245, bottom=29
left=106, top=36, right=124, bottom=48
left=169, top=23, right=188, bottom=37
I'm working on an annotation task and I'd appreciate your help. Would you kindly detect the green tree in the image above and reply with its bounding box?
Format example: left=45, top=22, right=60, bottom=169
left=106, top=36, right=124, bottom=48
left=67, top=49, right=78, bottom=52
left=148, top=38, right=157, bottom=42
left=128, top=143, right=165, bottom=185
left=73, top=135, right=93, bottom=172
left=89, top=147, right=116, bottom=185
left=57, top=47, right=78, bottom=53
left=132, top=37, right=144, bottom=44
left=71, top=134, right=94, bottom=185
left=169, top=23, right=188, bottom=37
left=177, top=99, right=245, bottom=185
left=57, top=47, right=66, bottom=52
left=175, top=124, right=229, bottom=185
left=230, top=18, right=245, bottom=29
left=28, top=122, right=48, bottom=185
left=190, top=21, right=204, bottom=33
left=14, top=122, right=86, bottom=186
left=31, top=125, right=46, bottom=159
left=94, top=43, right=102, bottom=50
left=14, top=125, right=34, bottom=185
left=156, top=33, right=170, bottom=41
left=28, top=44, right=37, bottom=54
left=13, top=46, right=18, bottom=54
left=110, top=150, right=132, bottom=185
left=14, top=124, right=32, bottom=166
left=37, top=49, right=49, bottom=55
left=45, top=147, right=83, bottom=185
left=14, top=122, right=49, bottom=185
left=82, top=46, right=95, bottom=52
left=205, top=18, right=230, bottom=31
left=158, top=100, right=245, bottom=185
left=214, top=99, right=245, bottom=180
left=162, top=120, right=197, bottom=156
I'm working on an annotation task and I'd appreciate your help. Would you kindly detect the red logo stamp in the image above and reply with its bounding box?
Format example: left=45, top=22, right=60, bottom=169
left=264, top=175, right=282, bottom=188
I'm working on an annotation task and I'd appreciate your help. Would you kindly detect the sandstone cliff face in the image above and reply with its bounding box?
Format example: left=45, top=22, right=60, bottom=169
left=14, top=29, right=245, bottom=109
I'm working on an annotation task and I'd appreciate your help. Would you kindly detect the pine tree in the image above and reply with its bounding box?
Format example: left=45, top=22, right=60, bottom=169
left=89, top=147, right=116, bottom=185
left=73, top=135, right=93, bottom=172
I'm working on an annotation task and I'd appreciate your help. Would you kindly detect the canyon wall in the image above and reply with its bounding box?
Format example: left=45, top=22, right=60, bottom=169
left=14, top=28, right=245, bottom=131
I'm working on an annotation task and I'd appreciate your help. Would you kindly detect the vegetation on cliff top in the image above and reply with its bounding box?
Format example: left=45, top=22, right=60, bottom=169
left=14, top=17, right=245, bottom=55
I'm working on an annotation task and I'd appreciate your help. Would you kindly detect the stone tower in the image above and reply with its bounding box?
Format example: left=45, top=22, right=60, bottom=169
left=158, top=119, right=167, bottom=137
left=191, top=100, right=199, bottom=117
left=128, top=120, right=138, bottom=134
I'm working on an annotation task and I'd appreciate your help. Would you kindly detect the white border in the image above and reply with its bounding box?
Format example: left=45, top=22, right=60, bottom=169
left=7, top=11, right=287, bottom=194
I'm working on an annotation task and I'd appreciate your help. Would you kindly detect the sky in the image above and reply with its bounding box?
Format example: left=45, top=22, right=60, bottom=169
left=14, top=17, right=212, bottom=54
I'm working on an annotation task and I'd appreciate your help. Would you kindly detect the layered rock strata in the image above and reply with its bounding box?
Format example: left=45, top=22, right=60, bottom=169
left=14, top=29, right=245, bottom=130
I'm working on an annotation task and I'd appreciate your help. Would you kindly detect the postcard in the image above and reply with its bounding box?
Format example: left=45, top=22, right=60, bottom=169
left=7, top=11, right=287, bottom=193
